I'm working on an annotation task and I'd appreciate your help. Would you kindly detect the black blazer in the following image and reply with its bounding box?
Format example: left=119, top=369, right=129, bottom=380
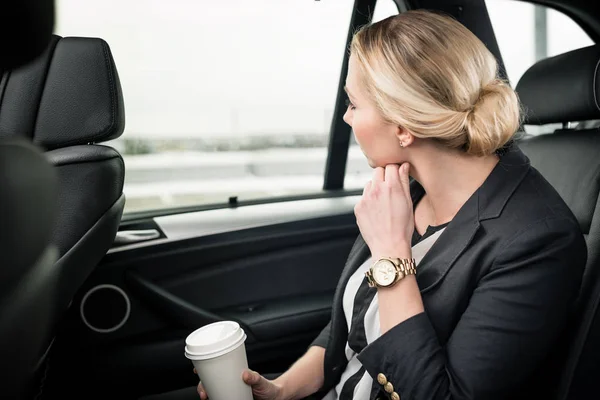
left=311, top=146, right=587, bottom=400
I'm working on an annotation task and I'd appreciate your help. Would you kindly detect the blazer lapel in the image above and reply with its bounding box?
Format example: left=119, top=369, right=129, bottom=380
left=416, top=197, right=481, bottom=292
left=416, top=145, right=532, bottom=292
left=323, top=235, right=370, bottom=386
left=329, top=236, right=370, bottom=333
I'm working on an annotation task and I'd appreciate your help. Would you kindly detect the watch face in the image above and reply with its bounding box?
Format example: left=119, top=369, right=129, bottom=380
left=373, top=260, right=397, bottom=286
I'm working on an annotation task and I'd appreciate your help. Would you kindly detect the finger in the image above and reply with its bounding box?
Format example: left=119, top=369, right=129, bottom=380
left=399, top=163, right=411, bottom=196
left=363, top=180, right=372, bottom=196
left=385, top=164, right=400, bottom=185
left=242, top=369, right=258, bottom=385
left=197, top=381, right=207, bottom=399
left=193, top=368, right=197, bottom=375
left=372, top=167, right=384, bottom=182
left=242, top=369, right=265, bottom=387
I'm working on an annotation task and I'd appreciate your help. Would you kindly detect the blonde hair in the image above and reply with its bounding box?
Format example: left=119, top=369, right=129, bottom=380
left=351, top=10, right=520, bottom=156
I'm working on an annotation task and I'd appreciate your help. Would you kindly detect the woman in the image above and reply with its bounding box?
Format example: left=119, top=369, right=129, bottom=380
left=198, top=10, right=586, bottom=400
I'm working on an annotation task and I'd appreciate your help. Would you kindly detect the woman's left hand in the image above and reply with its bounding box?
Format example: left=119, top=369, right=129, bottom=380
left=354, top=163, right=414, bottom=259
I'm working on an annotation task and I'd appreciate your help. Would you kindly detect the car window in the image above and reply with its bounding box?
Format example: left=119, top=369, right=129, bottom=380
left=344, top=0, right=400, bottom=190
left=372, top=0, right=401, bottom=23
left=55, top=0, right=364, bottom=214
left=486, top=0, right=594, bottom=135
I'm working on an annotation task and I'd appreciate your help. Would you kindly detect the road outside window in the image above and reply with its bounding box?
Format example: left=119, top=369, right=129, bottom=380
left=56, top=0, right=401, bottom=213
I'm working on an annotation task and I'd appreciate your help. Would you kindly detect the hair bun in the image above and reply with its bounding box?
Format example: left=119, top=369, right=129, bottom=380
left=464, top=80, right=520, bottom=156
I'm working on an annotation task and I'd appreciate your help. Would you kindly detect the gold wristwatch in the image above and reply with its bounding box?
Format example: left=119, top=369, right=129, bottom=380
left=365, top=257, right=417, bottom=288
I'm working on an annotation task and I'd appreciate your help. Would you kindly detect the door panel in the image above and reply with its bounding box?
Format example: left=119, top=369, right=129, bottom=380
left=48, top=197, right=360, bottom=399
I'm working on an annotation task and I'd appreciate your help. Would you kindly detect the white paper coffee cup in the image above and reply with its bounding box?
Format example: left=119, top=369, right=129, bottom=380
left=185, top=321, right=253, bottom=400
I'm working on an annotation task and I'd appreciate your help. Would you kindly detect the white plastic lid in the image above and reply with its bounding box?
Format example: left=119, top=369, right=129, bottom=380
left=185, top=321, right=247, bottom=360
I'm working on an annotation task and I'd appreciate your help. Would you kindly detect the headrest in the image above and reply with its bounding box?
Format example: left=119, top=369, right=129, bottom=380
left=516, top=45, right=600, bottom=125
left=0, top=35, right=125, bottom=150
left=0, top=139, right=57, bottom=286
left=1, top=0, right=55, bottom=69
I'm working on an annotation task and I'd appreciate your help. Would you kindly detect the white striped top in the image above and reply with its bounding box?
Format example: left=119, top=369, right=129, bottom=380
left=323, top=226, right=446, bottom=400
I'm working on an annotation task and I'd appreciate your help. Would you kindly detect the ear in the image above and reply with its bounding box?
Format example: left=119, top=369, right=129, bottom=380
left=395, top=126, right=414, bottom=148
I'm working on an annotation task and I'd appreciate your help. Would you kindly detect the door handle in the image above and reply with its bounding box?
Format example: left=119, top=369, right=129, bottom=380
left=114, top=229, right=161, bottom=245
left=125, top=270, right=255, bottom=339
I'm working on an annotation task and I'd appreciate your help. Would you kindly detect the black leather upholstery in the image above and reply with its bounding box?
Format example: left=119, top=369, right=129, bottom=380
left=0, top=140, right=57, bottom=279
left=0, top=35, right=125, bottom=148
left=0, top=35, right=126, bottom=397
left=519, top=130, right=600, bottom=235
left=46, top=145, right=124, bottom=256
left=0, top=139, right=59, bottom=399
left=517, top=45, right=600, bottom=125
left=517, top=46, right=600, bottom=400
left=0, top=34, right=126, bottom=250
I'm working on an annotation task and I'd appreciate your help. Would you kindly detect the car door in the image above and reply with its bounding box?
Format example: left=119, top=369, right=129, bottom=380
left=46, top=0, right=400, bottom=398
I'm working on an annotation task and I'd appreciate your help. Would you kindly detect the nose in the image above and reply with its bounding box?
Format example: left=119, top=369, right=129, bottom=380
left=343, top=108, right=352, bottom=126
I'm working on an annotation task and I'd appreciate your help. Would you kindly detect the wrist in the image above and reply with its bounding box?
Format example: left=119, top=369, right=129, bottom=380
left=371, top=247, right=412, bottom=261
left=372, top=244, right=412, bottom=261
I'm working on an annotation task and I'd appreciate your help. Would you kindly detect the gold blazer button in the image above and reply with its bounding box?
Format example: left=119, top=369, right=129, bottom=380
left=377, top=373, right=387, bottom=385
left=391, top=392, right=400, bottom=400
left=384, top=382, right=394, bottom=393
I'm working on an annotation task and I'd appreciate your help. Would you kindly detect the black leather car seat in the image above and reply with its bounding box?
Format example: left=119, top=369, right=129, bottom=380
left=0, top=33, right=126, bottom=355
left=0, top=139, right=58, bottom=399
left=516, top=44, right=600, bottom=400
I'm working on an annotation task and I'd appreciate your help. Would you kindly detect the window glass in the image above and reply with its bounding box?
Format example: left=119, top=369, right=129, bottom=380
left=55, top=0, right=354, bottom=213
left=372, top=0, right=401, bottom=23
left=345, top=0, right=400, bottom=190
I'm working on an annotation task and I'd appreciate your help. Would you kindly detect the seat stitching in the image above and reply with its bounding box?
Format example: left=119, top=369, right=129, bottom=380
left=0, top=70, right=11, bottom=136
left=32, top=36, right=60, bottom=146
left=50, top=153, right=123, bottom=167
left=593, top=56, right=600, bottom=112
left=92, top=39, right=118, bottom=142
left=88, top=39, right=118, bottom=143
left=0, top=70, right=10, bottom=111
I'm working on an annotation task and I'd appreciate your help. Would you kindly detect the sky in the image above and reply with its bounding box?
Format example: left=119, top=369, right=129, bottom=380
left=54, top=0, right=593, bottom=139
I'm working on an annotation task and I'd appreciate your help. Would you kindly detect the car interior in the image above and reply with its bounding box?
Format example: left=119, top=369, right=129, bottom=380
left=2, top=0, right=600, bottom=399
left=0, top=33, right=127, bottom=324
left=1, top=2, right=59, bottom=398
left=0, top=139, right=58, bottom=400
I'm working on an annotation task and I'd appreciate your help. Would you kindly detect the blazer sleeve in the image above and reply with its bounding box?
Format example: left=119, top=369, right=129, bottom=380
left=310, top=321, right=331, bottom=349
left=356, top=216, right=586, bottom=400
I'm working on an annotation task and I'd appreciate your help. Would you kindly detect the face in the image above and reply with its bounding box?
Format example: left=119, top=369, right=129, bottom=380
left=343, top=54, right=407, bottom=168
